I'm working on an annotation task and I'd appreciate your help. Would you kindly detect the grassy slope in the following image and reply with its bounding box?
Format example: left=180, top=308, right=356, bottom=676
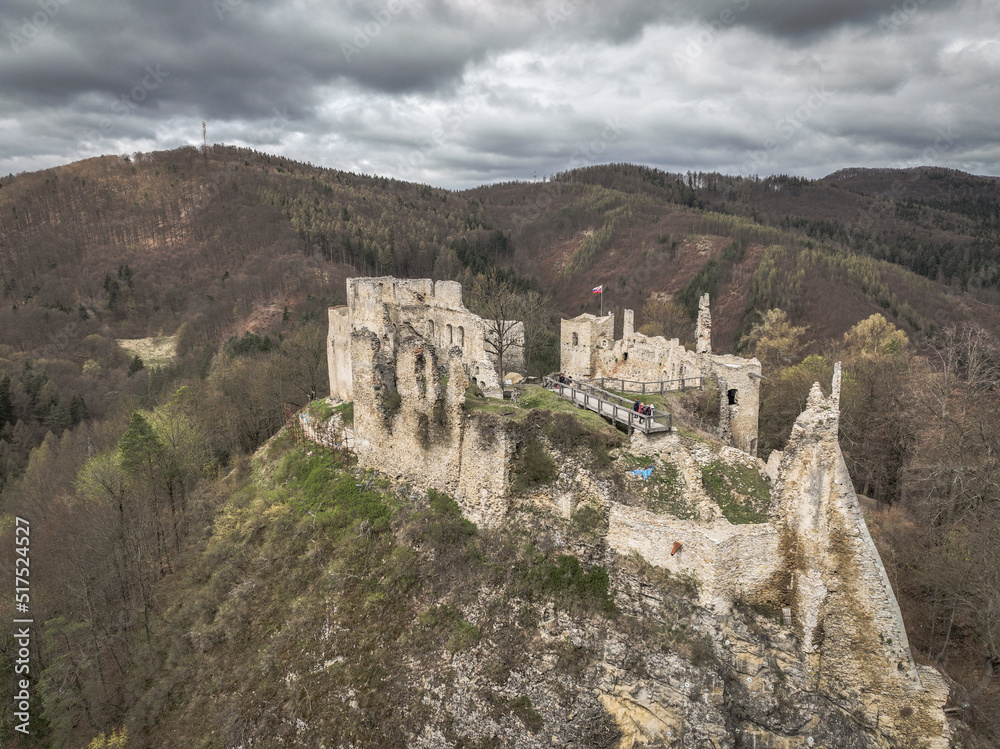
left=127, top=432, right=630, bottom=747
left=114, top=392, right=763, bottom=747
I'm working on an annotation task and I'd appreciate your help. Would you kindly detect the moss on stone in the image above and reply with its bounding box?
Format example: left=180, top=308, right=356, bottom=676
left=701, top=460, right=772, bottom=524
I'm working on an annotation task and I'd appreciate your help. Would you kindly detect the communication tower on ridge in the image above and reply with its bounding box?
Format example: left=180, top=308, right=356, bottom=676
left=202, top=121, right=207, bottom=152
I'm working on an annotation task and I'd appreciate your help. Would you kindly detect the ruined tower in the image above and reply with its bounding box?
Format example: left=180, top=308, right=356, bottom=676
left=695, top=293, right=712, bottom=355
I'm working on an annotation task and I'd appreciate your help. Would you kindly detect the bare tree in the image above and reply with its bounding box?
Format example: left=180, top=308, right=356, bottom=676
left=467, top=272, right=527, bottom=384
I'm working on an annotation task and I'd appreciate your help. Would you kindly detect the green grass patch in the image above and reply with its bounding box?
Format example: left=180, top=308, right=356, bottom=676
left=412, top=604, right=480, bottom=652
left=620, top=454, right=698, bottom=519
left=278, top=447, right=395, bottom=534
left=516, top=386, right=615, bottom=431
left=512, top=438, right=558, bottom=491
left=306, top=398, right=335, bottom=420
left=334, top=400, right=354, bottom=426
left=513, top=551, right=618, bottom=616
left=701, top=460, right=771, bottom=524
left=463, top=395, right=521, bottom=417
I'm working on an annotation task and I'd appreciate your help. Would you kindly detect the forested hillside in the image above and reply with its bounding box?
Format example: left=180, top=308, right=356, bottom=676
left=1, top=148, right=999, bottom=747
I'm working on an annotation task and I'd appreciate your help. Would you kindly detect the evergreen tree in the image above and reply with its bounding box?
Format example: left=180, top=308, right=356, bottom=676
left=0, top=375, right=13, bottom=432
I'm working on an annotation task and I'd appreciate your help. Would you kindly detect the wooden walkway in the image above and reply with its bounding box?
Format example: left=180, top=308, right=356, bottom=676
left=544, top=376, right=673, bottom=434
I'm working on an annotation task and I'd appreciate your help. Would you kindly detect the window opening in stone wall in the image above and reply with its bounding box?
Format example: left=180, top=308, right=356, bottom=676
left=458, top=326, right=465, bottom=346
left=728, top=389, right=738, bottom=405
left=447, top=324, right=453, bottom=344
left=623, top=352, right=628, bottom=361
left=572, top=332, right=579, bottom=346
left=427, top=319, right=434, bottom=338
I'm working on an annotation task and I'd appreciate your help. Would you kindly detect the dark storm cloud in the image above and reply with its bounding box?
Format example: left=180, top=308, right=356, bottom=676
left=0, top=0, right=997, bottom=185
left=677, top=0, right=962, bottom=39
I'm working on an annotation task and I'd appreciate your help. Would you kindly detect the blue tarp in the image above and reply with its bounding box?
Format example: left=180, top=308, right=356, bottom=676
left=631, top=466, right=654, bottom=481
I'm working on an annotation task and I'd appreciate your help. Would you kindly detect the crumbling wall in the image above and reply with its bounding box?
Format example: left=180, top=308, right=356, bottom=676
left=350, top=327, right=512, bottom=527
left=607, top=505, right=780, bottom=609
left=709, top=356, right=761, bottom=455
left=696, top=292, right=712, bottom=355
left=600, top=333, right=701, bottom=385
left=559, top=295, right=761, bottom=455
left=560, top=313, right=614, bottom=378
left=329, top=277, right=522, bottom=401
left=327, top=306, right=352, bottom=401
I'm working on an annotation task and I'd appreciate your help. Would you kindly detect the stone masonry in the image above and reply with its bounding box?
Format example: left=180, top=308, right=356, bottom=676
left=606, top=365, right=950, bottom=747
left=560, top=293, right=762, bottom=454
left=328, top=276, right=523, bottom=401
left=326, top=277, right=949, bottom=746
left=349, top=326, right=513, bottom=527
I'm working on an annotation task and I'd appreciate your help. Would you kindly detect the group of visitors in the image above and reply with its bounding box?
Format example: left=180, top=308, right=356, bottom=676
left=632, top=399, right=654, bottom=419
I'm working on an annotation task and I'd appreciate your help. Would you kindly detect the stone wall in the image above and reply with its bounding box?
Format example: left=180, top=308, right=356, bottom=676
left=327, top=306, right=352, bottom=401
left=607, top=505, right=781, bottom=609
left=329, top=276, right=523, bottom=401
left=608, top=365, right=949, bottom=747
left=560, top=312, right=614, bottom=378
left=349, top=326, right=513, bottom=527
left=709, top=356, right=761, bottom=455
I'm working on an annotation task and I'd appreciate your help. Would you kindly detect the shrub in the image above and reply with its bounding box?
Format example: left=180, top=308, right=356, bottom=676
left=570, top=503, right=606, bottom=536
left=516, top=552, right=618, bottom=616
left=509, top=694, right=544, bottom=732
left=512, top=438, right=558, bottom=491
left=223, top=331, right=275, bottom=357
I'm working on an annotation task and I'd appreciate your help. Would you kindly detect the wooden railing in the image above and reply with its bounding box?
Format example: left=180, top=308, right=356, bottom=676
left=585, top=375, right=702, bottom=395
left=543, top=376, right=672, bottom=433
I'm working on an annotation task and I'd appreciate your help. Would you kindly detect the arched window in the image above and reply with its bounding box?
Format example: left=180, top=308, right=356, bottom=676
left=458, top=326, right=465, bottom=346
left=427, top=319, right=435, bottom=338
left=447, top=324, right=453, bottom=344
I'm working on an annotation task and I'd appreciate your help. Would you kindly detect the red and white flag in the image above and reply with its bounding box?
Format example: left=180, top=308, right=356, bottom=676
left=592, top=285, right=603, bottom=294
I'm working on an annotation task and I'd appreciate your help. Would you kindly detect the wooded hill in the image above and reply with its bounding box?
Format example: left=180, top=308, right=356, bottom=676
left=2, top=146, right=999, bottom=491
left=2, top=148, right=1000, bottom=747
left=3, top=148, right=999, bottom=356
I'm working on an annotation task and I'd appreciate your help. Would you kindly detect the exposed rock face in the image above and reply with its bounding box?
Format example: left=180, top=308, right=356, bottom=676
left=767, top=366, right=950, bottom=748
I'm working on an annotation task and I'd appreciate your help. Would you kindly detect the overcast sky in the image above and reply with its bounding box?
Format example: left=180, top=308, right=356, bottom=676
left=1, top=0, right=998, bottom=189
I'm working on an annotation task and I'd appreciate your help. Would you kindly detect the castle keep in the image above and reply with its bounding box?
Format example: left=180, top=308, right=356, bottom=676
left=327, top=277, right=523, bottom=402
left=560, top=294, right=762, bottom=454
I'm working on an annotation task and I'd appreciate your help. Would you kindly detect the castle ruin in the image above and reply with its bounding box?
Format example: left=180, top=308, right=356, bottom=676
left=324, top=278, right=950, bottom=746
left=560, top=293, right=762, bottom=454
left=328, top=277, right=523, bottom=402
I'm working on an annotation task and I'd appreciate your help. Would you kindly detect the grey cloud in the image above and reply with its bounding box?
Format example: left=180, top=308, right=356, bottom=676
left=1, top=0, right=999, bottom=186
